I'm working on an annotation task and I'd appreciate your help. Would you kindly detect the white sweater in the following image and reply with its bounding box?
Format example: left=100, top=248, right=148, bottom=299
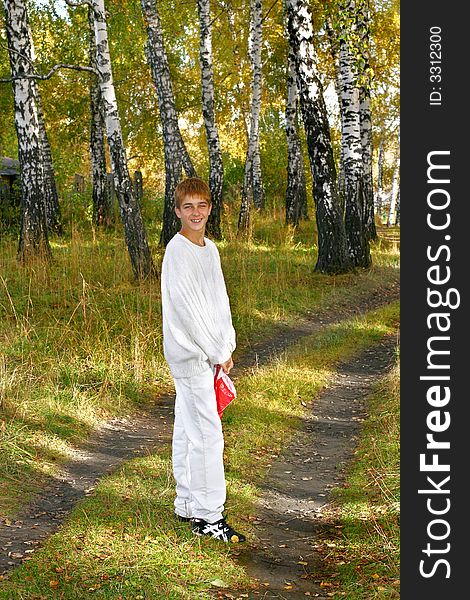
left=161, top=233, right=236, bottom=379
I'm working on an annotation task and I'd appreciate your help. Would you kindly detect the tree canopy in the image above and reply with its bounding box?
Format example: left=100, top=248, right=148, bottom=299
left=0, top=0, right=398, bottom=199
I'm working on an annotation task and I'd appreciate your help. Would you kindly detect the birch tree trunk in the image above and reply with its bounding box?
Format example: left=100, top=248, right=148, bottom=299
left=387, top=135, right=400, bottom=227
left=3, top=0, right=52, bottom=262
left=285, top=0, right=351, bottom=274
left=239, top=0, right=265, bottom=230
left=395, top=187, right=400, bottom=226
left=339, top=0, right=371, bottom=267
left=88, top=5, right=110, bottom=227
left=357, top=0, right=376, bottom=240
left=324, top=13, right=345, bottom=208
left=18, top=2, right=61, bottom=235
left=25, top=21, right=61, bottom=235
left=285, top=33, right=307, bottom=227
left=140, top=0, right=197, bottom=246
left=92, top=0, right=154, bottom=278
left=375, top=137, right=384, bottom=221
left=36, top=94, right=61, bottom=234
left=197, top=0, right=223, bottom=240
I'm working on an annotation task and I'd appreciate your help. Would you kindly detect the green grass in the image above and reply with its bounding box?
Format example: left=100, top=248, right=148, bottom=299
left=318, top=357, right=400, bottom=599
left=0, top=211, right=400, bottom=596
left=0, top=213, right=399, bottom=516
left=0, top=300, right=399, bottom=598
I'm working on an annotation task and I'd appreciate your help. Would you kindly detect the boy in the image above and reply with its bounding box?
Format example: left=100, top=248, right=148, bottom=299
left=161, top=177, right=245, bottom=543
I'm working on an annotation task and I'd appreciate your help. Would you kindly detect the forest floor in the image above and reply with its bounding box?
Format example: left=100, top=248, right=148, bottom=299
left=0, top=278, right=399, bottom=596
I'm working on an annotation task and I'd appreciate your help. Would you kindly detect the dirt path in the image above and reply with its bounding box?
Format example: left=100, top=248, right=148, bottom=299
left=223, top=335, right=397, bottom=600
left=0, top=281, right=399, bottom=576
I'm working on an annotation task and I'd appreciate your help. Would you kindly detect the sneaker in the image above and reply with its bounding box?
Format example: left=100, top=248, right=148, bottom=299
left=191, top=517, right=246, bottom=543
left=175, top=513, right=191, bottom=523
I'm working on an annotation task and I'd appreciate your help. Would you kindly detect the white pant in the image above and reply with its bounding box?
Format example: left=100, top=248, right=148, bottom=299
left=172, top=365, right=226, bottom=523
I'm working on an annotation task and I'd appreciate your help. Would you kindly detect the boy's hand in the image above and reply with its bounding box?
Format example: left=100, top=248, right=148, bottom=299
left=220, top=357, right=233, bottom=374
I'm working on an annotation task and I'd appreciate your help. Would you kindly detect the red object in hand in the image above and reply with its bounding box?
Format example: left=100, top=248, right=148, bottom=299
left=214, top=364, right=237, bottom=419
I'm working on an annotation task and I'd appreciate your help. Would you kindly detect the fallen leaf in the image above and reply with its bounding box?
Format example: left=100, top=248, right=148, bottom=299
left=210, top=579, right=228, bottom=588
left=49, top=580, right=60, bottom=589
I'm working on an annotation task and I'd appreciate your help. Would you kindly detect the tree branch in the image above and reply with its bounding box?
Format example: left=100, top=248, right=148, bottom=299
left=64, top=0, right=92, bottom=7
left=262, top=0, right=279, bottom=23
left=0, top=63, right=98, bottom=83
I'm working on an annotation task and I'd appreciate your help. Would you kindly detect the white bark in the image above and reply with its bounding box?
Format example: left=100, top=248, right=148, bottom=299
left=88, top=5, right=110, bottom=227
left=285, top=22, right=307, bottom=226
left=140, top=0, right=196, bottom=245
left=339, top=0, right=370, bottom=267
left=35, top=92, right=61, bottom=233
left=240, top=0, right=265, bottom=227
left=387, top=133, right=400, bottom=227
left=3, top=0, right=51, bottom=260
left=357, top=0, right=376, bottom=240
left=375, top=137, right=384, bottom=218
left=197, top=0, right=223, bottom=239
left=324, top=14, right=345, bottom=204
left=285, top=0, right=351, bottom=274
left=92, top=0, right=154, bottom=278
left=19, top=17, right=61, bottom=234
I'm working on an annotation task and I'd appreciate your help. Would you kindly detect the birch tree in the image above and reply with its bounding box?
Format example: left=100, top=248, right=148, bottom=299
left=3, top=0, right=52, bottom=262
left=238, top=0, right=265, bottom=231
left=285, top=0, right=351, bottom=274
left=91, top=0, right=154, bottom=278
left=23, top=14, right=61, bottom=235
left=375, top=137, right=384, bottom=221
left=5, top=0, right=61, bottom=236
left=285, top=31, right=307, bottom=227
left=338, top=0, right=370, bottom=268
left=357, top=0, right=376, bottom=240
left=394, top=187, right=400, bottom=226
left=140, top=0, right=197, bottom=246
left=339, top=0, right=371, bottom=267
left=197, top=0, right=223, bottom=240
left=36, top=94, right=61, bottom=234
left=324, top=12, right=345, bottom=205
left=88, top=4, right=110, bottom=227
left=387, top=132, right=399, bottom=227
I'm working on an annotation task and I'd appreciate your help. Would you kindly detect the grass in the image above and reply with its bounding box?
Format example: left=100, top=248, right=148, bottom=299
left=0, top=301, right=399, bottom=599
left=316, top=357, right=400, bottom=599
left=0, top=213, right=399, bottom=516
left=0, top=210, right=400, bottom=597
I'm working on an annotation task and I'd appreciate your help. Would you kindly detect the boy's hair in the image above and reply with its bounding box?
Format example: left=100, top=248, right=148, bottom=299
left=174, top=178, right=211, bottom=208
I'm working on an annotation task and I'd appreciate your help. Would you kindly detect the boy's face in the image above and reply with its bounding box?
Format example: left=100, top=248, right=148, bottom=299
left=175, top=195, right=212, bottom=234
